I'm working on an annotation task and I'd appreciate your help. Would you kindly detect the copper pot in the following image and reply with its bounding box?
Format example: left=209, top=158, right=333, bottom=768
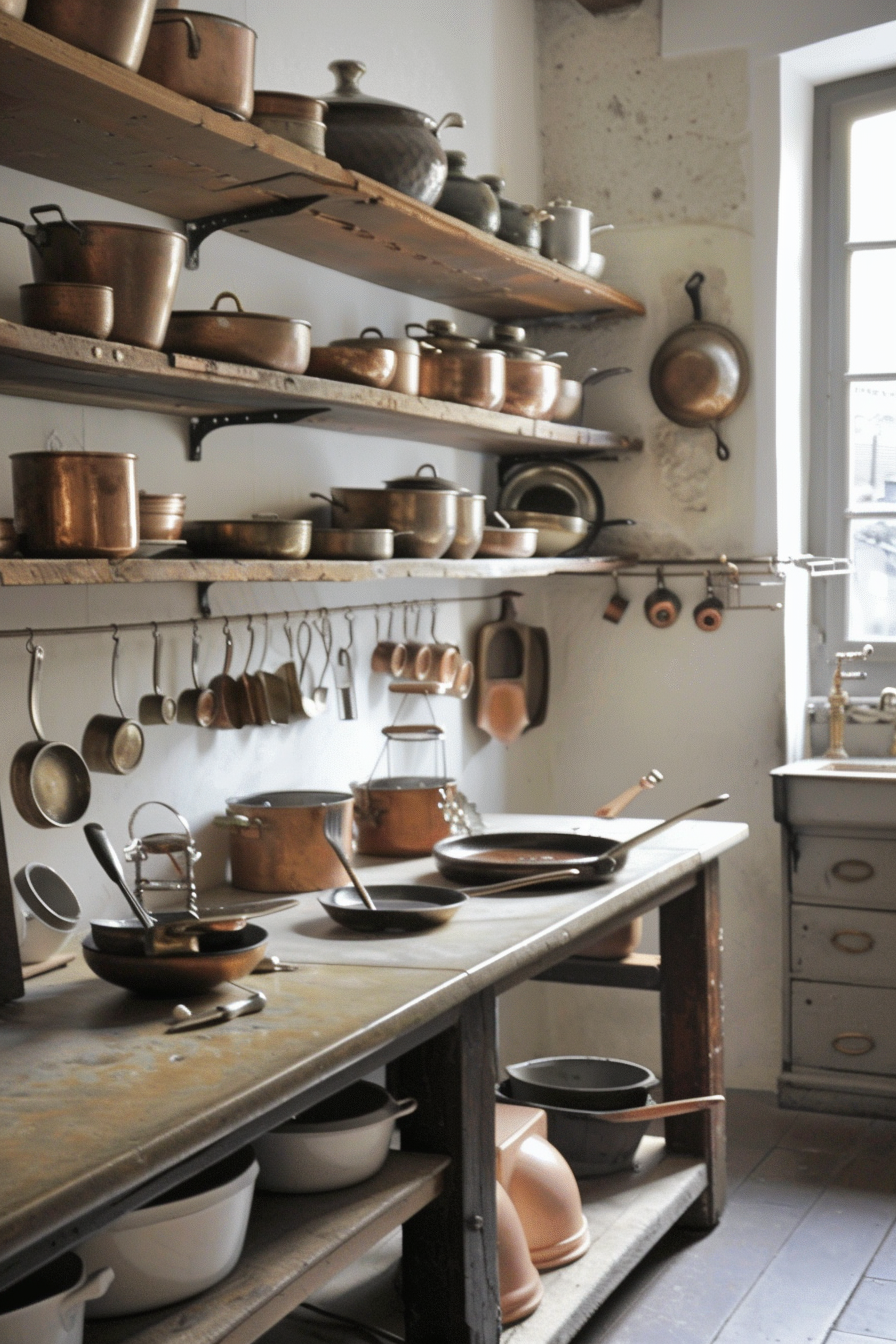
left=12, top=451, right=138, bottom=559
left=216, top=791, right=353, bottom=893
left=19, top=282, right=114, bottom=339
left=502, top=359, right=562, bottom=420
left=252, top=92, right=328, bottom=156
left=352, top=777, right=456, bottom=857
left=140, top=10, right=257, bottom=120
left=445, top=493, right=486, bottom=560
left=323, top=487, right=457, bottom=559
left=418, top=349, right=506, bottom=411
left=139, top=491, right=185, bottom=542
left=165, top=292, right=311, bottom=375
left=0, top=205, right=186, bottom=349
left=26, top=0, right=157, bottom=69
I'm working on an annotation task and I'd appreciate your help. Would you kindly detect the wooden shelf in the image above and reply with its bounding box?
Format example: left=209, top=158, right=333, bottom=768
left=0, top=320, right=640, bottom=461
left=0, top=555, right=620, bottom=587
left=85, top=1151, right=448, bottom=1344
left=535, top=952, right=662, bottom=991
left=283, top=1141, right=706, bottom=1344
left=0, top=15, right=644, bottom=322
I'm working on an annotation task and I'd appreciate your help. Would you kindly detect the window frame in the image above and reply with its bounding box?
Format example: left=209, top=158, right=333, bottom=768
left=811, top=66, right=896, bottom=693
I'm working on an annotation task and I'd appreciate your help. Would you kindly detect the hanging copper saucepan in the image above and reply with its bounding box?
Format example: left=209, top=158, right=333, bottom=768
left=649, top=271, right=749, bottom=462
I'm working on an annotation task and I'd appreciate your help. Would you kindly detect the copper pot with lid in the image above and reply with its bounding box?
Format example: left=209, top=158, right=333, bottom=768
left=331, top=327, right=420, bottom=395
left=215, top=791, right=353, bottom=893
left=320, top=60, right=465, bottom=205
left=165, top=291, right=311, bottom=375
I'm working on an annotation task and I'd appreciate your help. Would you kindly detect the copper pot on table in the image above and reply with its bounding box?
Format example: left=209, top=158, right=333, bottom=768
left=139, top=10, right=257, bottom=120
left=215, top=791, right=353, bottom=893
left=12, top=451, right=138, bottom=559
left=353, top=777, right=457, bottom=857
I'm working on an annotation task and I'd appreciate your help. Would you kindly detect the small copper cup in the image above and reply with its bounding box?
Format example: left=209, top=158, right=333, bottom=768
left=430, top=643, right=460, bottom=685
left=372, top=641, right=408, bottom=675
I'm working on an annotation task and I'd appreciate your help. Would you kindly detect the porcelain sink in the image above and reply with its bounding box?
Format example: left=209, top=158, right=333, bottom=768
left=772, top=758, right=896, bottom=828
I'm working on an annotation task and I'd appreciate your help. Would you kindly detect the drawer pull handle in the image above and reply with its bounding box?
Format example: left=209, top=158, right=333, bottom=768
left=831, top=860, right=875, bottom=883
left=833, top=1032, right=875, bottom=1055
left=830, top=929, right=875, bottom=954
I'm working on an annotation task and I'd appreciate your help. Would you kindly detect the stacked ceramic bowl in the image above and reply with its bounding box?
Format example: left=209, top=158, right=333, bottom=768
left=498, top=1056, right=659, bottom=1177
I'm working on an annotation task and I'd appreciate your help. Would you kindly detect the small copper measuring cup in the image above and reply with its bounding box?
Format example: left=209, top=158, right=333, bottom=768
left=401, top=604, right=432, bottom=682
left=371, top=607, right=407, bottom=676
left=139, top=624, right=177, bottom=726
left=176, top=621, right=216, bottom=727
left=427, top=601, right=460, bottom=685
left=82, top=629, right=146, bottom=774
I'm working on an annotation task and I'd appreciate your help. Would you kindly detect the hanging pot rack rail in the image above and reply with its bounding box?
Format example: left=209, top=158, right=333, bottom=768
left=0, top=590, right=519, bottom=645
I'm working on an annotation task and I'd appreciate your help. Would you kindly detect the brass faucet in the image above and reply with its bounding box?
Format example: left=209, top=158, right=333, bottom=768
left=878, top=686, right=896, bottom=756
left=825, top=645, right=874, bottom=759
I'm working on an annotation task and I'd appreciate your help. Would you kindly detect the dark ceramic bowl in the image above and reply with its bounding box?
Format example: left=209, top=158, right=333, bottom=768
left=504, top=1056, right=659, bottom=1112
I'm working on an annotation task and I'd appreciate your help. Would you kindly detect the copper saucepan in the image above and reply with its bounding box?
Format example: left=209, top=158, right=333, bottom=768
left=650, top=271, right=749, bottom=461
left=139, top=9, right=257, bottom=121
left=164, top=292, right=311, bottom=375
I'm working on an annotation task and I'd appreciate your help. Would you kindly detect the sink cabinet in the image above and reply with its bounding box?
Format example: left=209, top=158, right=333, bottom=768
left=773, top=760, right=896, bottom=1118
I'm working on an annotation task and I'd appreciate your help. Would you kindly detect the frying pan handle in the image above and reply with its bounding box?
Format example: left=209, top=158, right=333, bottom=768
left=582, top=366, right=631, bottom=388
left=26, top=643, right=48, bottom=744
left=685, top=271, right=705, bottom=322
left=601, top=793, right=730, bottom=865
left=597, top=1094, right=725, bottom=1124
left=390, top=1097, right=419, bottom=1120
left=84, top=823, right=155, bottom=929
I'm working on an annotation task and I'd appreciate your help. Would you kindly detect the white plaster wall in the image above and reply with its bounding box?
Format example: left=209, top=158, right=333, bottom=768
left=0, top=0, right=540, bottom=922
left=497, top=0, right=787, bottom=1090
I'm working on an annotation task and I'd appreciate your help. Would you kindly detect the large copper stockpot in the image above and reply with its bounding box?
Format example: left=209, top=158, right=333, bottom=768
left=216, top=791, right=353, bottom=893
left=12, top=451, right=139, bottom=559
left=353, top=777, right=457, bottom=857
left=140, top=10, right=257, bottom=121
left=26, top=0, right=157, bottom=69
left=0, top=206, right=186, bottom=349
left=418, top=348, right=506, bottom=411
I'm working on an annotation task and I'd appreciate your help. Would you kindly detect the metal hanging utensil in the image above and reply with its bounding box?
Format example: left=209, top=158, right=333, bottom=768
left=335, top=611, right=358, bottom=720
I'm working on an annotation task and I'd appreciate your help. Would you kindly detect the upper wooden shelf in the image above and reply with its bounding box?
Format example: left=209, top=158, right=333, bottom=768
left=0, top=15, right=645, bottom=322
left=0, top=319, right=641, bottom=461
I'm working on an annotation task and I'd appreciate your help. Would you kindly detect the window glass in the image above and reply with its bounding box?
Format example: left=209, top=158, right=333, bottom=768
left=849, top=380, right=896, bottom=509
left=849, top=250, right=896, bottom=374
left=848, top=517, right=896, bottom=640
left=850, top=107, right=896, bottom=242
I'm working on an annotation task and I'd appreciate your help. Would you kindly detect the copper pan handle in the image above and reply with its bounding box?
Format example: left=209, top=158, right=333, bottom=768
left=598, top=1094, right=725, bottom=1124
left=26, top=642, right=48, bottom=744
left=152, top=11, right=202, bottom=57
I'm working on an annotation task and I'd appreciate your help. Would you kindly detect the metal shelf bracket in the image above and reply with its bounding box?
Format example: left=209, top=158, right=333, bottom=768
left=184, top=194, right=330, bottom=269
left=188, top=408, right=330, bottom=460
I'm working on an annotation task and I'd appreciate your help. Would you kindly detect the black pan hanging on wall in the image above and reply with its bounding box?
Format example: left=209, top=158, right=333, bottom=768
left=649, top=271, right=749, bottom=462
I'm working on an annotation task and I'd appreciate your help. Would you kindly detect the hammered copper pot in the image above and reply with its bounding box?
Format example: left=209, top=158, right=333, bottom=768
left=352, top=777, right=457, bottom=857
left=140, top=10, right=257, bottom=120
left=217, top=791, right=353, bottom=893
left=27, top=0, right=157, bottom=69
left=12, top=451, right=138, bottom=559
left=418, top=349, right=506, bottom=411
left=502, top=359, right=562, bottom=420
left=19, top=281, right=114, bottom=340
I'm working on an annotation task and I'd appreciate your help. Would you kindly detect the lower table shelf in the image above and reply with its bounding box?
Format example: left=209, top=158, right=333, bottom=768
left=276, top=1139, right=706, bottom=1344
left=84, top=1151, right=448, bottom=1344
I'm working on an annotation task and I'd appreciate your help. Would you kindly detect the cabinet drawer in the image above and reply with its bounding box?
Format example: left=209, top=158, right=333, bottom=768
left=791, top=981, right=896, bottom=1074
left=791, top=835, right=896, bottom=910
left=792, top=904, right=896, bottom=987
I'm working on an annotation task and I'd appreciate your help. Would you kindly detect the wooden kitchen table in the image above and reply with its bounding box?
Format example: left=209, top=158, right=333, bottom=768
left=0, top=814, right=747, bottom=1344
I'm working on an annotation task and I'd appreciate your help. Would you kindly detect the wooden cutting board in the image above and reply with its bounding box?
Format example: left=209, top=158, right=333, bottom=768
left=476, top=596, right=549, bottom=744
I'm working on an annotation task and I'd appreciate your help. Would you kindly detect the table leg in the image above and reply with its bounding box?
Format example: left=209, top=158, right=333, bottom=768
left=659, top=859, right=725, bottom=1228
left=388, top=989, right=500, bottom=1344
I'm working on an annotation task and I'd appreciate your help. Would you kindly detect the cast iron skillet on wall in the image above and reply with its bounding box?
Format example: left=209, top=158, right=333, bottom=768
left=649, top=271, right=749, bottom=461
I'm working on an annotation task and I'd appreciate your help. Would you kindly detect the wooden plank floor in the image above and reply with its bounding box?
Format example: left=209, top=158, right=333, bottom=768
left=260, top=1091, right=896, bottom=1344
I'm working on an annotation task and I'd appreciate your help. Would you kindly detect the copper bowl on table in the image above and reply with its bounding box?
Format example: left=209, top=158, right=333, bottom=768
left=252, top=92, right=328, bottom=155
left=139, top=9, right=257, bottom=120
left=164, top=292, right=311, bottom=375
left=12, top=451, right=138, bottom=559
left=81, top=925, right=268, bottom=997
left=20, top=282, right=114, bottom=339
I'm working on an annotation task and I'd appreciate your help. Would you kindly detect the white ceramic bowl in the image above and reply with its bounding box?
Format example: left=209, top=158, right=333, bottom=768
left=14, top=865, right=80, bottom=964
left=0, top=1253, right=113, bottom=1344
left=256, top=1081, right=417, bottom=1194
left=80, top=1147, right=258, bottom=1317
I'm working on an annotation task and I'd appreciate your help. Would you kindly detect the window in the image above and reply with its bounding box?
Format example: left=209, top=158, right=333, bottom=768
left=812, top=69, right=896, bottom=679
